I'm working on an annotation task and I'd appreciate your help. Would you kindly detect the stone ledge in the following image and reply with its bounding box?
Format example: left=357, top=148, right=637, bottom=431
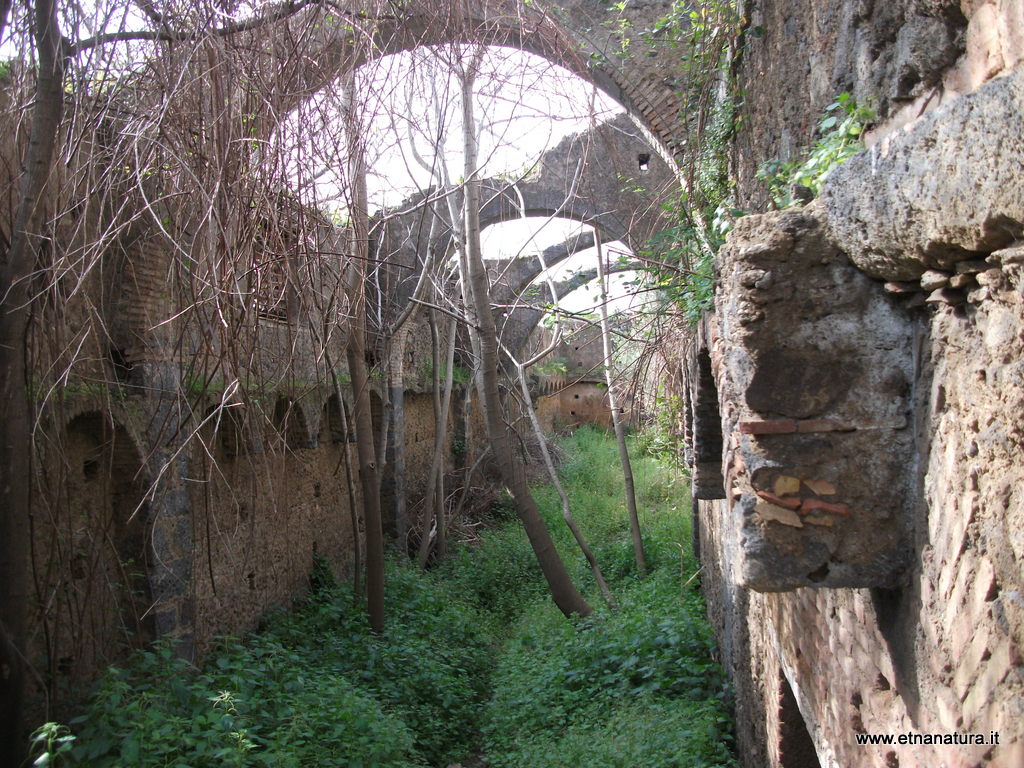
left=822, top=67, right=1024, bottom=281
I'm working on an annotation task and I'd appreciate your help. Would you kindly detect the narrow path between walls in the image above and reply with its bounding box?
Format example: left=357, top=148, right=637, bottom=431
left=30, top=428, right=736, bottom=768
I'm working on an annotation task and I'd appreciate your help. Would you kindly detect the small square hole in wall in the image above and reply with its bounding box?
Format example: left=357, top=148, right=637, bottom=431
left=574, top=394, right=580, bottom=399
left=83, top=458, right=99, bottom=480
left=637, top=153, right=651, bottom=172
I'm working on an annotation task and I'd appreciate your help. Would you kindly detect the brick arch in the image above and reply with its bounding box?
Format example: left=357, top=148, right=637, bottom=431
left=489, top=230, right=644, bottom=310
left=199, top=402, right=250, bottom=459
left=381, top=178, right=633, bottom=301
left=500, top=257, right=645, bottom=359
left=474, top=181, right=631, bottom=244
left=376, top=111, right=675, bottom=318
left=259, top=0, right=683, bottom=163
left=271, top=395, right=314, bottom=451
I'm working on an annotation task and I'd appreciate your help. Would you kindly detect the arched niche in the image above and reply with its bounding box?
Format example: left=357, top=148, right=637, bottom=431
left=30, top=411, right=154, bottom=715
left=272, top=396, right=314, bottom=452
left=199, top=403, right=250, bottom=461
left=318, top=392, right=353, bottom=445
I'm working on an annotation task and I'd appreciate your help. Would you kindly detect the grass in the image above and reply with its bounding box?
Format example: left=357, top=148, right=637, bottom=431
left=469, top=428, right=735, bottom=767
left=33, top=427, right=735, bottom=768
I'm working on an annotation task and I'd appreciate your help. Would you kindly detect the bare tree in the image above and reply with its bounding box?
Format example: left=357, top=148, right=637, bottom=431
left=0, top=0, right=65, bottom=756
left=341, top=75, right=386, bottom=633
left=0, top=0, right=379, bottom=734
left=457, top=45, right=591, bottom=619
left=595, top=230, right=647, bottom=576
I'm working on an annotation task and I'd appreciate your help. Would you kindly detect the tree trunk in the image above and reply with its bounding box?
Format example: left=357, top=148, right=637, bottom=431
left=458, top=50, right=590, bottom=619
left=417, top=311, right=457, bottom=568
left=326, top=350, right=363, bottom=605
left=385, top=210, right=442, bottom=552
left=0, top=0, right=64, bottom=758
left=343, top=77, right=385, bottom=633
left=385, top=326, right=409, bottom=544
left=596, top=231, right=647, bottom=577
left=512, top=359, right=617, bottom=610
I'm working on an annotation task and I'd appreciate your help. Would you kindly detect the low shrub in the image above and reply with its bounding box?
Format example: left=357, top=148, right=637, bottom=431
left=52, top=558, right=492, bottom=768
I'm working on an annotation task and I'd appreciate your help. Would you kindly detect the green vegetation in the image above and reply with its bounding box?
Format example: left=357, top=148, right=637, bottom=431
left=632, top=0, right=745, bottom=328
left=420, top=361, right=472, bottom=387
left=464, top=428, right=735, bottom=766
left=643, top=198, right=740, bottom=327
left=45, top=560, right=491, bottom=767
left=32, top=429, right=733, bottom=768
left=647, top=92, right=873, bottom=327
left=756, top=93, right=875, bottom=209
left=532, top=357, right=568, bottom=377
left=634, top=391, right=688, bottom=469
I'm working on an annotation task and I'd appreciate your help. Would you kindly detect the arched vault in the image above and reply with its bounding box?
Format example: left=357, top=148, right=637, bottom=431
left=372, top=112, right=673, bottom=326
left=499, top=257, right=645, bottom=359
left=256, top=0, right=692, bottom=164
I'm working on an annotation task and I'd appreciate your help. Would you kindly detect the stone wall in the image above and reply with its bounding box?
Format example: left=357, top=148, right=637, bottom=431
left=733, top=0, right=1024, bottom=211
left=17, top=203, right=453, bottom=720
left=710, top=206, right=916, bottom=591
left=687, top=30, right=1024, bottom=767
left=188, top=401, right=358, bottom=655
left=25, top=413, right=153, bottom=725
left=536, top=382, right=613, bottom=433
left=690, top=205, right=1024, bottom=765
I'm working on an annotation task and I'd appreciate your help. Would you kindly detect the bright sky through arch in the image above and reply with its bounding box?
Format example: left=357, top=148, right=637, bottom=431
left=275, top=44, right=624, bottom=214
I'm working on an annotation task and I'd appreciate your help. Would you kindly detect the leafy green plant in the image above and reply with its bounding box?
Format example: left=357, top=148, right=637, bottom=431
left=482, top=543, right=733, bottom=767
left=492, top=697, right=734, bottom=768
left=757, top=93, right=875, bottom=208
left=28, top=722, right=76, bottom=767
left=615, top=0, right=744, bottom=330
left=420, top=361, right=471, bottom=387
left=635, top=391, right=688, bottom=467
left=642, top=197, right=742, bottom=327
left=471, top=428, right=734, bottom=767
left=437, top=517, right=547, bottom=628
left=533, top=358, right=568, bottom=377
left=50, top=557, right=493, bottom=768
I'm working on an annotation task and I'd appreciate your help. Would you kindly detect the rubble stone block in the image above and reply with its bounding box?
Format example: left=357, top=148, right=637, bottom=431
left=704, top=206, right=915, bottom=590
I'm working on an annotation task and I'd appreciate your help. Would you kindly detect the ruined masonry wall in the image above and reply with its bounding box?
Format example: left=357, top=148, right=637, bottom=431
left=696, top=209, right=1024, bottom=768
left=690, top=4, right=1024, bottom=765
